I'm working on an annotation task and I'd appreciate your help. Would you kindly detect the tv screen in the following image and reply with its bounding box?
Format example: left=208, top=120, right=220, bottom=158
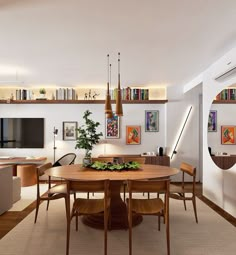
left=0, top=118, right=44, bottom=148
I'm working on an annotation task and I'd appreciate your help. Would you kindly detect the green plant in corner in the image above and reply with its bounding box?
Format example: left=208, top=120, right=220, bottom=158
left=75, top=110, right=103, bottom=165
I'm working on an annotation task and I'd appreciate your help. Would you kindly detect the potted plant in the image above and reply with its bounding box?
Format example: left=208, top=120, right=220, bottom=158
left=75, top=110, right=103, bottom=165
left=39, top=88, right=46, bottom=99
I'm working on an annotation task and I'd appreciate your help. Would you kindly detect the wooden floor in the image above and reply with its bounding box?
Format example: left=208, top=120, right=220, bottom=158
left=0, top=183, right=235, bottom=240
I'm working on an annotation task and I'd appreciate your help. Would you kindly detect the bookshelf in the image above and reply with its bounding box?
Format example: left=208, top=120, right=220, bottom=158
left=0, top=99, right=168, bottom=104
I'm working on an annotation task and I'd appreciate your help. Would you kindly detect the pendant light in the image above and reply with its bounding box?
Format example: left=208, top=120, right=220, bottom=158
left=105, top=54, right=113, bottom=118
left=115, top=52, right=123, bottom=116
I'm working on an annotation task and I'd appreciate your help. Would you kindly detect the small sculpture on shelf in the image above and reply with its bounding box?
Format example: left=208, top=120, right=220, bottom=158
left=93, top=92, right=99, bottom=100
left=84, top=93, right=88, bottom=100
left=88, top=89, right=92, bottom=100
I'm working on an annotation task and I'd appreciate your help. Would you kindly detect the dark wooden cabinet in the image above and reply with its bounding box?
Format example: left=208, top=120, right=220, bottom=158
left=98, top=154, right=170, bottom=166
left=211, top=155, right=236, bottom=170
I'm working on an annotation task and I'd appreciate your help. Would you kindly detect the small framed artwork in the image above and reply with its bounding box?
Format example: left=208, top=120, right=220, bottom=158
left=221, top=126, right=236, bottom=145
left=208, top=110, right=217, bottom=132
left=105, top=113, right=120, bottom=139
left=126, top=125, right=141, bottom=145
left=63, top=121, right=77, bottom=141
left=145, top=110, right=159, bottom=132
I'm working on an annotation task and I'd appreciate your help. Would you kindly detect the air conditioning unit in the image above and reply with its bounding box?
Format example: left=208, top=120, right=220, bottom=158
left=214, top=63, right=236, bottom=81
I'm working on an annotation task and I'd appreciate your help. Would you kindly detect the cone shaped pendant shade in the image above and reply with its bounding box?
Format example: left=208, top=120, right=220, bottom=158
left=116, top=52, right=123, bottom=116
left=105, top=54, right=112, bottom=117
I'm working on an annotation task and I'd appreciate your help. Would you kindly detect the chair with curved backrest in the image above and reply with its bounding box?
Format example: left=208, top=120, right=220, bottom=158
left=169, top=162, right=198, bottom=223
left=126, top=179, right=170, bottom=255
left=34, top=162, right=68, bottom=223
left=53, top=153, right=76, bottom=167
left=123, top=157, right=146, bottom=201
left=66, top=179, right=110, bottom=255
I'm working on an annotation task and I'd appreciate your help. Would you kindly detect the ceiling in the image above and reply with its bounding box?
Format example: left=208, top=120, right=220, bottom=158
left=0, top=0, right=236, bottom=88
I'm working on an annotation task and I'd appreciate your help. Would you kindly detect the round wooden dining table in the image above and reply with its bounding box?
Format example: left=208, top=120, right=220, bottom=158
left=45, top=164, right=179, bottom=230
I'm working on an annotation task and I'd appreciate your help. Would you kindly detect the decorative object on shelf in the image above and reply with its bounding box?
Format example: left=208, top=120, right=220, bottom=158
left=105, top=54, right=113, bottom=118
left=89, top=161, right=141, bottom=171
left=208, top=110, right=217, bottom=132
left=145, top=110, right=159, bottom=132
left=63, top=122, right=77, bottom=141
left=39, top=88, right=46, bottom=99
left=116, top=52, right=123, bottom=116
left=75, top=110, right=103, bottom=165
left=105, top=112, right=120, bottom=139
left=126, top=125, right=141, bottom=145
left=53, top=127, right=58, bottom=163
left=88, top=89, right=92, bottom=100
left=92, top=92, right=99, bottom=100
left=221, top=126, right=236, bottom=144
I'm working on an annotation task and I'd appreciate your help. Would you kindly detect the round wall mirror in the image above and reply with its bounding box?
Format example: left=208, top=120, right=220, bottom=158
left=208, top=84, right=236, bottom=170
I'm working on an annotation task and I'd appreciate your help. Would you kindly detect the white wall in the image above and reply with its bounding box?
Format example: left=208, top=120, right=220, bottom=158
left=166, top=84, right=202, bottom=182
left=0, top=103, right=166, bottom=164
left=202, top=46, right=236, bottom=217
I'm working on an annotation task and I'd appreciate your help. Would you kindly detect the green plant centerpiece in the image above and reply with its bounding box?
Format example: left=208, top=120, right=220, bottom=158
left=90, top=161, right=141, bottom=171
left=75, top=110, right=103, bottom=166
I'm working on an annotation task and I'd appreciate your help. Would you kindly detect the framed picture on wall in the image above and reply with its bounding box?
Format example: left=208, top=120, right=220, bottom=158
left=63, top=121, right=77, bottom=141
left=126, top=125, right=141, bottom=145
left=145, top=110, right=159, bottom=132
left=208, top=110, right=217, bottom=132
left=221, top=126, right=236, bottom=145
left=105, top=113, right=120, bottom=139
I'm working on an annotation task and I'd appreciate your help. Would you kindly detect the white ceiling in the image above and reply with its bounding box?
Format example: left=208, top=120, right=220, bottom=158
left=0, top=0, right=236, bottom=88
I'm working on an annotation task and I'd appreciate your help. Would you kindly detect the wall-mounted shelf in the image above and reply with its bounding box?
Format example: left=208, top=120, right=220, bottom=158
left=213, top=100, right=236, bottom=104
left=0, top=99, right=168, bottom=104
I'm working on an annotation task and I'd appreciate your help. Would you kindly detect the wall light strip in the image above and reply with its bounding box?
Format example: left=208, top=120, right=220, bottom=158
left=171, top=106, right=193, bottom=159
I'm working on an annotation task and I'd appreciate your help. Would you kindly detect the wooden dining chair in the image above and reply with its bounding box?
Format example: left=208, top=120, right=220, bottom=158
left=34, top=162, right=68, bottom=223
left=169, top=162, right=198, bottom=223
left=66, top=179, right=110, bottom=255
left=126, top=179, right=170, bottom=255
left=122, top=157, right=146, bottom=201
left=86, top=157, right=113, bottom=199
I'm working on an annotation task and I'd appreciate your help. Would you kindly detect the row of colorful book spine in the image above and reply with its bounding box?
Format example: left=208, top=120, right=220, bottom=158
left=215, top=88, right=236, bottom=100
left=110, top=87, right=149, bottom=100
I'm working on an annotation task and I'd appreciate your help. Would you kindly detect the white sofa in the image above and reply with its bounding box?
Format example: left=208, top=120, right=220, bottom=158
left=0, top=165, right=13, bottom=215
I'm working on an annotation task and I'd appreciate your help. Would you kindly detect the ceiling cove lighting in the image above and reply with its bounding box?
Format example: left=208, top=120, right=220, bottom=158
left=105, top=54, right=113, bottom=119
left=115, top=52, right=123, bottom=116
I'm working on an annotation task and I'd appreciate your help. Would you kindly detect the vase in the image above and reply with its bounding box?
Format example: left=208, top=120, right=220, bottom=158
left=83, top=157, right=92, bottom=166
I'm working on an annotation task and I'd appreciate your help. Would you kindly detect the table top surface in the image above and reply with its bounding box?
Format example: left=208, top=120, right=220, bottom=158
left=45, top=164, right=179, bottom=181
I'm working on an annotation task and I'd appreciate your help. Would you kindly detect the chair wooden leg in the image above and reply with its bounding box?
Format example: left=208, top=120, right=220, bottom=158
left=73, top=192, right=76, bottom=201
left=46, top=200, right=50, bottom=211
left=76, top=212, right=79, bottom=231
left=104, top=210, right=108, bottom=255
left=87, top=192, right=89, bottom=199
left=148, top=192, right=150, bottom=199
left=166, top=213, right=170, bottom=255
left=128, top=207, right=132, bottom=255
left=183, top=194, right=187, bottom=210
left=192, top=196, right=198, bottom=223
left=158, top=215, right=161, bottom=231
left=66, top=196, right=71, bottom=255
left=123, top=184, right=126, bottom=201
left=34, top=198, right=40, bottom=223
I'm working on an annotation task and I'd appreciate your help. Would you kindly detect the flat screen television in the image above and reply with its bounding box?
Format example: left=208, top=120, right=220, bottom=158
left=0, top=118, right=44, bottom=148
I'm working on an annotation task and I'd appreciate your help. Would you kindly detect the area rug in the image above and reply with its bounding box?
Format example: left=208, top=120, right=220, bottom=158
left=9, top=184, right=49, bottom=211
left=0, top=196, right=235, bottom=255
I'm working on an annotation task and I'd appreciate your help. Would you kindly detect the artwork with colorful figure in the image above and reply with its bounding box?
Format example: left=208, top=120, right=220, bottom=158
left=126, top=126, right=141, bottom=145
left=221, top=126, right=236, bottom=144
left=145, top=110, right=159, bottom=132
left=105, top=113, right=120, bottom=138
left=208, top=110, right=217, bottom=132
